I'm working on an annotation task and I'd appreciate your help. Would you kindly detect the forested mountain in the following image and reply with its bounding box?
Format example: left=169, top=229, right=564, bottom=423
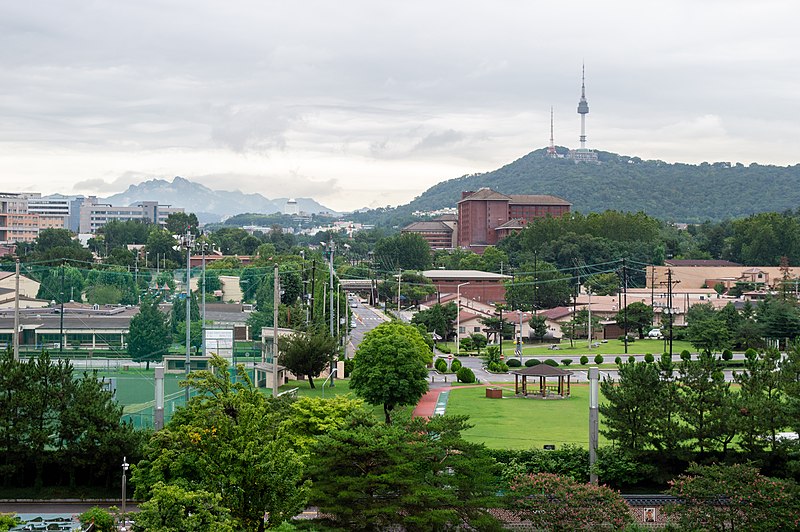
left=354, top=148, right=800, bottom=225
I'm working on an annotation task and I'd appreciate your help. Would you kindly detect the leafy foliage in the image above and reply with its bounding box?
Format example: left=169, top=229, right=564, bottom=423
left=131, top=356, right=308, bottom=530
left=505, top=472, right=633, bottom=531
left=277, top=328, right=336, bottom=388
left=128, top=297, right=171, bottom=368
left=307, top=415, right=503, bottom=531
left=350, top=322, right=431, bottom=423
left=134, top=482, right=235, bottom=532
left=666, top=463, right=800, bottom=531
left=456, top=367, right=476, bottom=383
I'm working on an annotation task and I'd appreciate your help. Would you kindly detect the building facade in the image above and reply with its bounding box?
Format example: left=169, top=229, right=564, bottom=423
left=457, top=188, right=571, bottom=252
left=79, top=197, right=183, bottom=234
left=400, top=218, right=457, bottom=249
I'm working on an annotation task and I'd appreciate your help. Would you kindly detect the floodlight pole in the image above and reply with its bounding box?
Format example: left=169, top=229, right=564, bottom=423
left=588, top=366, right=599, bottom=485
left=273, top=263, right=280, bottom=397
left=154, top=365, right=165, bottom=430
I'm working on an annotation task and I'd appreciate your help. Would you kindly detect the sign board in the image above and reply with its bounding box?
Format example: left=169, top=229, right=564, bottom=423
left=204, top=329, right=234, bottom=360
left=543, top=444, right=556, bottom=450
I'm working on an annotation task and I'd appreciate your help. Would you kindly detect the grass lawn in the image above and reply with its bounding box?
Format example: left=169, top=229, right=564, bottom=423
left=445, top=384, right=608, bottom=450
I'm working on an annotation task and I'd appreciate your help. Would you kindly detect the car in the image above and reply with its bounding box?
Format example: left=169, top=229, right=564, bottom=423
left=350, top=320, right=357, bottom=328
left=350, top=301, right=358, bottom=308
left=647, top=328, right=663, bottom=339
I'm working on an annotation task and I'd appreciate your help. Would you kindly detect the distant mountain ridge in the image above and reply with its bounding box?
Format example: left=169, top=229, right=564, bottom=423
left=387, top=148, right=800, bottom=223
left=102, top=177, right=335, bottom=223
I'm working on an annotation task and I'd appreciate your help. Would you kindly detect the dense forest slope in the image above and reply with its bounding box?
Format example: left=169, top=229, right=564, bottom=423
left=359, top=149, right=800, bottom=224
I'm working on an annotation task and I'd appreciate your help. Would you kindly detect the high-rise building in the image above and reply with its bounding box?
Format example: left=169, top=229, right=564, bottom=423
left=79, top=197, right=183, bottom=234
left=24, top=193, right=85, bottom=232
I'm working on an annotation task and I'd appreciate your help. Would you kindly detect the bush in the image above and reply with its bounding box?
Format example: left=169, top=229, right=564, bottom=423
left=507, top=358, right=522, bottom=368
left=78, top=507, right=115, bottom=532
left=594, top=354, right=604, bottom=364
left=722, top=349, right=733, bottom=361
left=644, top=353, right=654, bottom=363
left=450, top=358, right=462, bottom=372
left=435, top=358, right=448, bottom=373
left=437, top=344, right=451, bottom=354
left=544, top=359, right=559, bottom=367
left=627, top=356, right=635, bottom=364
left=343, top=358, right=355, bottom=378
left=744, top=347, right=758, bottom=359
left=456, top=367, right=476, bottom=383
left=680, top=349, right=692, bottom=361
left=525, top=358, right=542, bottom=367
left=579, top=355, right=589, bottom=365
left=614, top=356, right=622, bottom=365
left=561, top=359, right=572, bottom=366
left=487, top=361, right=509, bottom=373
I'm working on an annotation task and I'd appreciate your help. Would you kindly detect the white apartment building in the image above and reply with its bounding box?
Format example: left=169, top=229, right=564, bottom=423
left=24, top=193, right=85, bottom=232
left=79, top=197, right=183, bottom=233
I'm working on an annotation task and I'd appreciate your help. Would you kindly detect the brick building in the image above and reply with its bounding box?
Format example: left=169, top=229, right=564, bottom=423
left=457, top=188, right=570, bottom=252
left=400, top=218, right=457, bottom=249
left=422, top=269, right=511, bottom=304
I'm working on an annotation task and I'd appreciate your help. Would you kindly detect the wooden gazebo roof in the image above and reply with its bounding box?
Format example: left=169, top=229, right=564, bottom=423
left=511, top=365, right=573, bottom=398
left=511, top=365, right=573, bottom=377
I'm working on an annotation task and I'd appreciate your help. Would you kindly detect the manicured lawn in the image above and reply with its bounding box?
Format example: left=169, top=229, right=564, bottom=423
left=445, top=384, right=608, bottom=450
left=278, top=377, right=354, bottom=398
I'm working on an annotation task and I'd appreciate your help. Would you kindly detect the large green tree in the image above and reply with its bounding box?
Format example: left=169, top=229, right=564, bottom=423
left=373, top=232, right=432, bottom=271
left=411, top=302, right=457, bottom=341
left=735, top=348, right=788, bottom=454
left=599, top=360, right=663, bottom=452
left=277, top=328, right=337, bottom=388
left=133, top=482, right=235, bottom=532
left=128, top=297, right=171, bottom=369
left=615, top=301, right=654, bottom=338
left=307, top=415, right=503, bottom=531
left=350, top=322, right=431, bottom=423
left=504, top=260, right=572, bottom=311
left=131, top=356, right=308, bottom=531
left=36, top=265, right=85, bottom=304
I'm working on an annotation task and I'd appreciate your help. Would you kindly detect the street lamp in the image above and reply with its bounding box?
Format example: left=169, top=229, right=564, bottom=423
left=121, top=456, right=129, bottom=530
left=456, top=282, right=470, bottom=355
left=178, top=231, right=195, bottom=403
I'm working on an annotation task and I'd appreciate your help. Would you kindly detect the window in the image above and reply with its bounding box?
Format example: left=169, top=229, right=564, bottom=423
left=459, top=326, right=465, bottom=333
left=473, top=326, right=481, bottom=332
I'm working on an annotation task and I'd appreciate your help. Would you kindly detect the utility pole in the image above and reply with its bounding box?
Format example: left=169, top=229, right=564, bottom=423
left=13, top=259, right=19, bottom=361
left=397, top=268, right=402, bottom=312
left=622, top=258, right=628, bottom=354
left=659, top=269, right=680, bottom=357
left=273, top=263, right=280, bottom=398
left=183, top=230, right=193, bottom=403
left=200, top=238, right=207, bottom=355
left=59, top=263, right=65, bottom=354
left=327, top=238, right=336, bottom=387
left=310, top=259, right=316, bottom=322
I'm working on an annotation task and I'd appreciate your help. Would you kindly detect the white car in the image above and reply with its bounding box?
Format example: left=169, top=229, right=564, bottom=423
left=647, top=328, right=663, bottom=339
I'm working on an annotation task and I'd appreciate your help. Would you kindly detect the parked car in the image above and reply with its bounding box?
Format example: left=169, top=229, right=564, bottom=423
left=647, top=328, right=663, bottom=339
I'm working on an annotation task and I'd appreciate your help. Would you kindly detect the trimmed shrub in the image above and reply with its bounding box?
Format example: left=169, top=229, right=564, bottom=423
left=507, top=358, right=522, bottom=368
left=594, top=354, right=604, bottom=364
left=79, top=508, right=114, bottom=532
left=722, top=349, right=733, bottom=361
left=627, top=356, right=635, bottom=364
left=450, top=358, right=462, bottom=372
left=435, top=358, right=448, bottom=373
left=579, top=355, right=589, bottom=365
left=525, top=358, right=542, bottom=367
left=487, top=361, right=509, bottom=373
left=614, top=356, right=622, bottom=365
left=561, top=359, right=573, bottom=366
left=644, top=353, right=655, bottom=363
left=456, top=367, right=476, bottom=383
left=544, top=359, right=559, bottom=367
left=744, top=347, right=758, bottom=359
left=680, top=349, right=692, bottom=361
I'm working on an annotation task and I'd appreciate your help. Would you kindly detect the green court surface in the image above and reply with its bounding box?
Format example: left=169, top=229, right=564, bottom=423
left=444, top=384, right=608, bottom=450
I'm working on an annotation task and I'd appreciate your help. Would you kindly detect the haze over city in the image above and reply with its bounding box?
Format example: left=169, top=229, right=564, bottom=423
left=1, top=0, right=798, bottom=212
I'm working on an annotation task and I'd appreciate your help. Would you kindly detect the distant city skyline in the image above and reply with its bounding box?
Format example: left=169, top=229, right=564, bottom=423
left=1, top=1, right=798, bottom=212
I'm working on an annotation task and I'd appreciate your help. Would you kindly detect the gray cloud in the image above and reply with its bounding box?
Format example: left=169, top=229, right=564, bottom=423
left=0, top=1, right=799, bottom=210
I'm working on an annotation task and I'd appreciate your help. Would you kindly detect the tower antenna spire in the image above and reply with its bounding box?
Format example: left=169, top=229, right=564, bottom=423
left=547, top=106, right=557, bottom=157
left=569, top=63, right=598, bottom=162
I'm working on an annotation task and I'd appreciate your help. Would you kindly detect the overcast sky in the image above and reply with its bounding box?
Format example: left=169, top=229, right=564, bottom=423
left=1, top=1, right=798, bottom=212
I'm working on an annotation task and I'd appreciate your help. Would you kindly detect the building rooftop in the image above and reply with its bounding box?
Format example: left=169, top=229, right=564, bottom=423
left=458, top=189, right=512, bottom=202
left=402, top=220, right=454, bottom=232
left=508, top=194, right=572, bottom=206
left=422, top=269, right=513, bottom=280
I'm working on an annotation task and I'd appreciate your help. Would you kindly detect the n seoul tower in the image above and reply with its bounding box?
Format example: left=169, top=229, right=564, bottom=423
left=577, top=64, right=589, bottom=149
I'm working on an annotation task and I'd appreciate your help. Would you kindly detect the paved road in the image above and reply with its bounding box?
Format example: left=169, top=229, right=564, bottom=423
left=346, top=303, right=391, bottom=356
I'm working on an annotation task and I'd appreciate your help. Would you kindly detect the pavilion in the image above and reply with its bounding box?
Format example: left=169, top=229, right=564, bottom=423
left=511, top=365, right=573, bottom=398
